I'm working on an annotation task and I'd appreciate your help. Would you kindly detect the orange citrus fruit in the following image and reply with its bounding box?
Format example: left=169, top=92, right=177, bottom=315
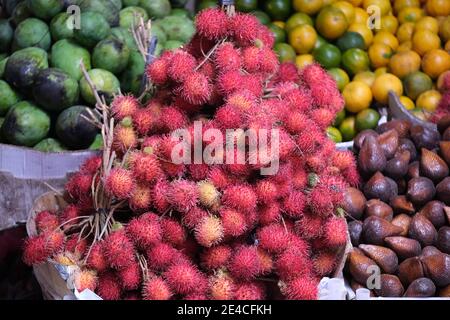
left=374, top=67, right=388, bottom=77
left=397, top=41, right=413, bottom=52
left=398, top=7, right=424, bottom=24
left=348, top=23, right=373, bottom=48
left=289, top=24, right=318, bottom=54
left=393, top=0, right=420, bottom=15
left=396, top=22, right=415, bottom=42
left=368, top=42, right=393, bottom=68
left=421, top=49, right=450, bottom=79
left=331, top=1, right=355, bottom=24
left=353, top=7, right=368, bottom=24
left=439, top=17, right=450, bottom=42
left=388, top=50, right=421, bottom=78
left=273, top=21, right=286, bottom=29
left=414, top=16, right=439, bottom=33
left=363, top=0, right=391, bottom=17
left=343, top=81, right=373, bottom=113
left=373, top=31, right=399, bottom=50
left=426, top=0, right=450, bottom=17
left=416, top=90, right=442, bottom=112
left=293, top=0, right=324, bottom=15
left=412, top=29, right=441, bottom=56
left=295, top=54, right=314, bottom=69
left=344, top=0, right=363, bottom=6
left=315, top=6, right=349, bottom=40
left=372, top=73, right=403, bottom=104
left=399, top=95, right=415, bottom=110
left=379, top=15, right=399, bottom=34
left=353, top=71, right=376, bottom=87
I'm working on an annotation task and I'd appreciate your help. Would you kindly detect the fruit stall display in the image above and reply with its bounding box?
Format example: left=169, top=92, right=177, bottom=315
left=22, top=5, right=359, bottom=300
left=0, top=0, right=195, bottom=151
left=211, top=0, right=450, bottom=142
left=342, top=115, right=450, bottom=298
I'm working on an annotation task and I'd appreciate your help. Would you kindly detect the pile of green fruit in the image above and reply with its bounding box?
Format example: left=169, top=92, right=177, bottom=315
left=0, top=0, right=195, bottom=152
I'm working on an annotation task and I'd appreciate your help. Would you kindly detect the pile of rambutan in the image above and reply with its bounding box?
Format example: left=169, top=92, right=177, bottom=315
left=23, top=5, right=358, bottom=300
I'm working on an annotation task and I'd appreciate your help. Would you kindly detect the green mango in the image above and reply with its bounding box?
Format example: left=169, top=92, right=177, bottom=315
left=111, top=27, right=138, bottom=51
left=80, top=0, right=122, bottom=26
left=74, top=12, right=111, bottom=48
left=158, top=15, right=194, bottom=43
left=50, top=13, right=74, bottom=41
left=120, top=50, right=145, bottom=95
left=139, top=0, right=171, bottom=19
left=11, top=2, right=32, bottom=26
left=119, top=6, right=149, bottom=29
left=92, top=37, right=131, bottom=75
left=0, top=80, right=21, bottom=116
left=51, top=39, right=91, bottom=81
left=56, top=105, right=98, bottom=149
left=13, top=18, right=52, bottom=51
left=0, top=20, right=14, bottom=53
left=79, top=68, right=120, bottom=105
left=26, top=0, right=64, bottom=20
left=34, top=138, right=67, bottom=152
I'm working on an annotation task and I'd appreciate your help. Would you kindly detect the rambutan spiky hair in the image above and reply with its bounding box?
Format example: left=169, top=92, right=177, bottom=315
left=105, top=168, right=135, bottom=200
left=118, top=261, right=141, bottom=291
left=103, top=229, right=135, bottom=270
left=313, top=251, right=337, bottom=277
left=209, top=272, right=235, bottom=300
left=195, top=8, right=229, bottom=40
left=200, top=245, right=232, bottom=271
left=74, top=269, right=97, bottom=293
left=220, top=208, right=247, bottom=238
left=161, top=218, right=187, bottom=248
left=86, top=241, right=107, bottom=272
left=167, top=179, right=199, bottom=213
left=126, top=212, right=162, bottom=249
left=180, top=72, right=212, bottom=105
left=152, top=178, right=171, bottom=213
left=80, top=156, right=102, bottom=174
left=282, top=190, right=306, bottom=218
left=229, top=13, right=260, bottom=46
left=164, top=263, right=204, bottom=295
left=65, top=173, right=93, bottom=200
left=194, top=215, right=224, bottom=247
left=160, top=106, right=189, bottom=132
left=35, top=211, right=59, bottom=233
left=323, top=216, right=348, bottom=248
left=222, top=184, right=257, bottom=212
left=234, top=281, right=266, bottom=300
left=129, top=184, right=153, bottom=211
left=257, top=223, right=290, bottom=253
left=23, top=234, right=50, bottom=265
left=281, top=276, right=319, bottom=300
left=146, top=242, right=178, bottom=271
left=111, top=95, right=139, bottom=121
left=215, top=42, right=241, bottom=73
left=146, top=57, right=169, bottom=85
left=142, top=276, right=173, bottom=300
left=167, top=50, right=197, bottom=82
left=113, top=125, right=137, bottom=153
left=96, top=272, right=121, bottom=300
left=259, top=202, right=281, bottom=226
left=228, top=245, right=261, bottom=280
left=131, top=152, right=163, bottom=184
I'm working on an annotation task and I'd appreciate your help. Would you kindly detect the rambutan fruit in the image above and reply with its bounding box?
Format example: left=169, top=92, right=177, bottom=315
left=308, top=186, right=334, bottom=217
left=131, top=152, right=163, bottom=183
left=295, top=213, right=324, bottom=240
left=167, top=179, right=199, bottom=213
left=160, top=106, right=189, bottom=132
left=146, top=58, right=169, bottom=85
left=208, top=167, right=230, bottom=190
left=342, top=166, right=361, bottom=187
left=80, top=156, right=102, bottom=174
left=215, top=42, right=241, bottom=73
left=180, top=72, right=212, bottom=105
left=111, top=95, right=139, bottom=121
left=275, top=247, right=313, bottom=281
left=113, top=125, right=137, bottom=153
left=167, top=51, right=197, bottom=82
left=146, top=242, right=177, bottom=271
left=126, top=213, right=162, bottom=249
left=35, top=211, right=59, bottom=233
left=283, top=111, right=309, bottom=134
left=227, top=90, right=256, bottom=112
left=296, top=126, right=322, bottom=155
left=23, top=234, right=50, bottom=265
left=164, top=263, right=203, bottom=295
left=259, top=202, right=281, bottom=225
left=259, top=47, right=279, bottom=74
left=219, top=208, right=247, bottom=238
left=242, top=74, right=264, bottom=97
left=74, top=269, right=97, bottom=293
left=65, top=235, right=87, bottom=259
left=281, top=277, right=318, bottom=300
left=187, top=164, right=210, bottom=181
left=284, top=88, right=312, bottom=113
left=255, top=179, right=279, bottom=204
left=214, top=104, right=243, bottom=129
left=292, top=169, right=308, bottom=190
left=200, top=245, right=232, bottom=271
left=331, top=150, right=357, bottom=172
left=222, top=184, right=257, bottom=212
left=257, top=248, right=274, bottom=275
left=182, top=206, right=208, bottom=229
left=129, top=184, right=152, bottom=211
left=152, top=179, right=171, bottom=213
left=277, top=129, right=296, bottom=160
left=197, top=180, right=220, bottom=209
left=313, top=251, right=337, bottom=277
left=234, top=282, right=266, bottom=300
left=276, top=62, right=300, bottom=83
left=96, top=272, right=121, bottom=300
left=228, top=245, right=260, bottom=280
left=194, top=215, right=223, bottom=247
left=44, top=231, right=65, bottom=254
left=242, top=46, right=260, bottom=73
left=218, top=70, right=244, bottom=95
left=323, top=216, right=348, bottom=248
left=161, top=218, right=187, bottom=248
left=186, top=34, right=215, bottom=58
left=257, top=224, right=290, bottom=253
left=209, top=272, right=235, bottom=300
left=195, top=8, right=229, bottom=40
left=65, top=173, right=93, bottom=200
left=310, top=108, right=335, bottom=130
left=142, top=276, right=172, bottom=300
left=198, top=61, right=215, bottom=79
left=118, top=261, right=141, bottom=291
left=257, top=25, right=275, bottom=49
left=282, top=190, right=306, bottom=218
left=103, top=229, right=135, bottom=270
left=133, top=108, right=154, bottom=135
left=229, top=13, right=260, bottom=45
left=105, top=168, right=135, bottom=200
left=86, top=242, right=107, bottom=272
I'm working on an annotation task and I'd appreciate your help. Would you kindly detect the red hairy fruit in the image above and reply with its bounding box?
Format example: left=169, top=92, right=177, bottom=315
left=23, top=234, right=50, bottom=265
left=143, top=276, right=172, bottom=300
left=180, top=72, right=212, bottom=105
left=313, top=251, right=337, bottom=276
left=230, top=13, right=260, bottom=45
left=222, top=184, right=257, bottom=212
left=275, top=247, right=312, bottom=281
left=131, top=152, right=162, bottom=183
left=126, top=212, right=162, bottom=249
left=182, top=206, right=209, bottom=229
left=197, top=180, right=220, bottom=209
left=129, top=184, right=152, bottom=211
left=220, top=208, right=247, bottom=238
left=86, top=242, right=107, bottom=272
left=195, top=8, right=229, bottom=40
left=160, top=106, right=188, bottom=132
left=161, top=218, right=187, bottom=248
left=284, top=111, right=309, bottom=134
left=282, top=190, right=306, bottom=218
left=310, top=108, right=335, bottom=129
left=65, top=235, right=87, bottom=258
left=323, top=217, right=348, bottom=248
left=215, top=42, right=241, bottom=72
left=214, top=104, right=243, bottom=129
left=234, top=282, right=266, bottom=300
left=168, top=180, right=199, bottom=213
left=227, top=90, right=256, bottom=112
left=105, top=168, right=135, bottom=200
left=152, top=179, right=171, bottom=213
left=118, top=261, right=141, bottom=290
left=257, top=25, right=276, bottom=49
left=96, top=272, right=121, bottom=300
left=259, top=202, right=281, bottom=225
left=146, top=58, right=169, bottom=85
left=308, top=186, right=334, bottom=217
left=295, top=213, right=324, bottom=240
left=200, top=245, right=232, bottom=271
left=284, top=88, right=312, bottom=112
left=65, top=173, right=93, bottom=199
left=218, top=70, right=245, bottom=95
left=228, top=246, right=261, bottom=280
left=103, top=229, right=135, bottom=269
left=194, top=215, right=224, bottom=247
left=59, top=204, right=80, bottom=229
left=146, top=242, right=177, bottom=271
left=208, top=167, right=231, bottom=190
left=80, top=156, right=102, bottom=174
left=276, top=62, right=300, bottom=83
left=259, top=47, right=279, bottom=74
left=113, top=125, right=137, bottom=152
left=111, top=95, right=139, bottom=121
left=168, top=51, right=196, bottom=82
left=257, top=248, right=274, bottom=275
left=209, top=272, right=235, bottom=300
left=74, top=269, right=97, bottom=292
left=133, top=108, right=154, bottom=135
left=35, top=211, right=59, bottom=233
left=188, top=164, right=210, bottom=181
left=257, top=223, right=290, bottom=253
left=242, top=46, right=260, bottom=73
left=282, top=277, right=319, bottom=300
left=164, top=264, right=203, bottom=295
left=331, top=150, right=356, bottom=172
left=255, top=179, right=279, bottom=204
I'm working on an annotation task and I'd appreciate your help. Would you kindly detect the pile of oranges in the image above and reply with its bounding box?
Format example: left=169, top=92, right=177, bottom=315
left=223, top=0, right=450, bottom=142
